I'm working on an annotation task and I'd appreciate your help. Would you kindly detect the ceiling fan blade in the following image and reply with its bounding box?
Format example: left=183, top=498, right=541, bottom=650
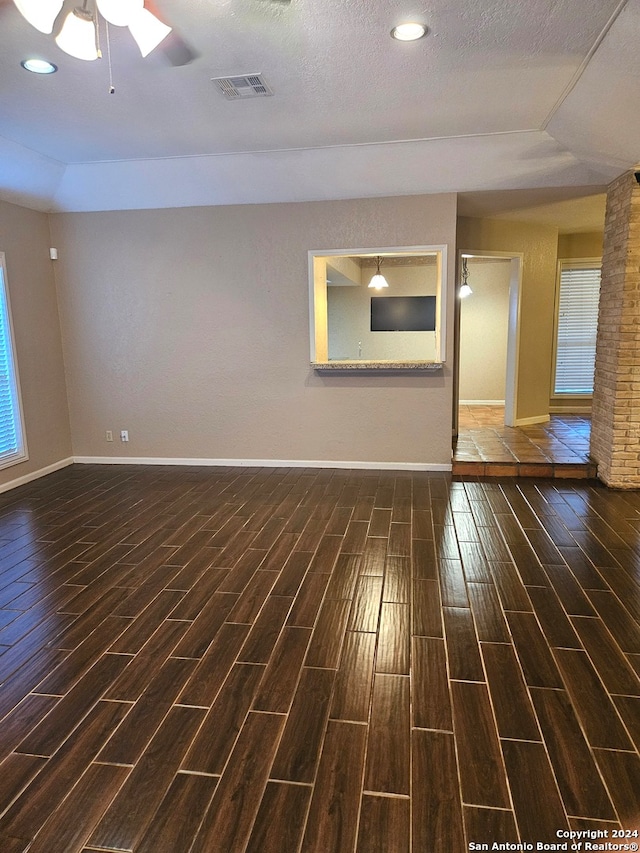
left=142, top=0, right=198, bottom=66
left=158, top=29, right=198, bottom=66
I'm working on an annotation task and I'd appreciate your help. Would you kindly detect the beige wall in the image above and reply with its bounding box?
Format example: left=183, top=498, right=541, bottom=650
left=457, top=217, right=559, bottom=422
left=459, top=259, right=511, bottom=402
left=558, top=231, right=603, bottom=259
left=0, top=201, right=72, bottom=487
left=328, top=263, right=438, bottom=362
left=51, top=194, right=457, bottom=467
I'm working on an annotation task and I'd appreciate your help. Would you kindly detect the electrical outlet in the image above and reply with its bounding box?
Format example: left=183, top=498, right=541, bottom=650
left=106, top=430, right=113, bottom=442
left=120, top=430, right=129, bottom=442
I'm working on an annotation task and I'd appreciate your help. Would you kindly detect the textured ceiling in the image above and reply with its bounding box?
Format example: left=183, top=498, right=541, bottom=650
left=0, top=0, right=634, bottom=216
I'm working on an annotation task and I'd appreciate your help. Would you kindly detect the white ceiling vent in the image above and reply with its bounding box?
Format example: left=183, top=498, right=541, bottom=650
left=212, top=74, right=274, bottom=100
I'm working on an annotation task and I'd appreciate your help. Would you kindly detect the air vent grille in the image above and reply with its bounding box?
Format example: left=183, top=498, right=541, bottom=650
left=212, top=74, right=274, bottom=100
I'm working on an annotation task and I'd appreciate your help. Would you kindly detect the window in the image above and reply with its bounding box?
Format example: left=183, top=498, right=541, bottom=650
left=553, top=261, right=601, bottom=396
left=0, top=254, right=27, bottom=468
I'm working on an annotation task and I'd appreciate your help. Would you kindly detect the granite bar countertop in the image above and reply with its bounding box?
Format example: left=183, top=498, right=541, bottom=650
left=312, top=360, right=444, bottom=373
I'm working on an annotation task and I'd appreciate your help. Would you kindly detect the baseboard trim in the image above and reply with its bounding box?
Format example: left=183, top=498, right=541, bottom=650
left=73, top=456, right=452, bottom=472
left=513, top=415, right=551, bottom=426
left=0, top=457, right=74, bottom=495
left=459, top=400, right=505, bottom=406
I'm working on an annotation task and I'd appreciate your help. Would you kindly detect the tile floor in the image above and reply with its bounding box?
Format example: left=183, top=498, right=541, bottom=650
left=454, top=406, right=596, bottom=479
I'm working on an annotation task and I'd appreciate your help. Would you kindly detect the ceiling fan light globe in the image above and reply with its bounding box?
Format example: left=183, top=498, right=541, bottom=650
left=54, top=9, right=99, bottom=60
left=96, top=0, right=143, bottom=28
left=13, top=0, right=63, bottom=34
left=127, top=7, right=172, bottom=57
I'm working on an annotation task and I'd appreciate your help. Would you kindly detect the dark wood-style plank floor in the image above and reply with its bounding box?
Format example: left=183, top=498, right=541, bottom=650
left=0, top=464, right=638, bottom=852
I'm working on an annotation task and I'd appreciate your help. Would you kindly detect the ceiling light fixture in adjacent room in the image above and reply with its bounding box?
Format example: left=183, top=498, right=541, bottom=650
left=368, top=257, right=389, bottom=290
left=390, top=22, right=428, bottom=41
left=13, top=0, right=172, bottom=61
left=459, top=256, right=473, bottom=299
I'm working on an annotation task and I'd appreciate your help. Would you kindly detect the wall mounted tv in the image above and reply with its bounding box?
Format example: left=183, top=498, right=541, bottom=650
left=370, top=295, right=436, bottom=332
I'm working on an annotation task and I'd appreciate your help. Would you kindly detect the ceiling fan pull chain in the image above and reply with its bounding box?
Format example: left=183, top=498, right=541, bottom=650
left=105, top=19, right=115, bottom=93
left=92, top=0, right=102, bottom=60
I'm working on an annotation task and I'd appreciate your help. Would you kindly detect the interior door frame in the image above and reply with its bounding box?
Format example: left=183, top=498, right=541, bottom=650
left=453, top=250, right=523, bottom=433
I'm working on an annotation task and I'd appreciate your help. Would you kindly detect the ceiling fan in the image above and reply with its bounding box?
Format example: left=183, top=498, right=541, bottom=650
left=9, top=0, right=197, bottom=66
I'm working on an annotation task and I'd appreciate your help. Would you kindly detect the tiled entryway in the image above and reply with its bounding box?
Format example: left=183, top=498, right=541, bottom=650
left=454, top=406, right=596, bottom=479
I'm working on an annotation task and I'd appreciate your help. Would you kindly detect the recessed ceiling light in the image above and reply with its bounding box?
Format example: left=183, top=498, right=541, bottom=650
left=21, top=58, right=58, bottom=74
left=391, top=22, right=428, bottom=41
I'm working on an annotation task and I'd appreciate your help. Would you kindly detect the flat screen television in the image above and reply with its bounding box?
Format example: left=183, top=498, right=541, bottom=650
left=371, top=295, right=436, bottom=332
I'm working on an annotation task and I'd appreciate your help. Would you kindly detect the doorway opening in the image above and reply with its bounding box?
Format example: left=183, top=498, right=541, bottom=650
left=453, top=250, right=594, bottom=476
left=455, top=251, right=522, bottom=430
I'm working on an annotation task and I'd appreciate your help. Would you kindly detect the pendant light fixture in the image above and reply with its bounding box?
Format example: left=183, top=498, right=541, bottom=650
left=368, top=257, right=389, bottom=290
left=14, top=0, right=172, bottom=62
left=459, top=256, right=473, bottom=299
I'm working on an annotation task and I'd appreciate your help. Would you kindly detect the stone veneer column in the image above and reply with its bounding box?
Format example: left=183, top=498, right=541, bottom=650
left=591, top=170, right=640, bottom=488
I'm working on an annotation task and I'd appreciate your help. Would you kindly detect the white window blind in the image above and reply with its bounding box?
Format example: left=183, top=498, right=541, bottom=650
left=554, top=264, right=601, bottom=395
left=0, top=255, right=26, bottom=467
